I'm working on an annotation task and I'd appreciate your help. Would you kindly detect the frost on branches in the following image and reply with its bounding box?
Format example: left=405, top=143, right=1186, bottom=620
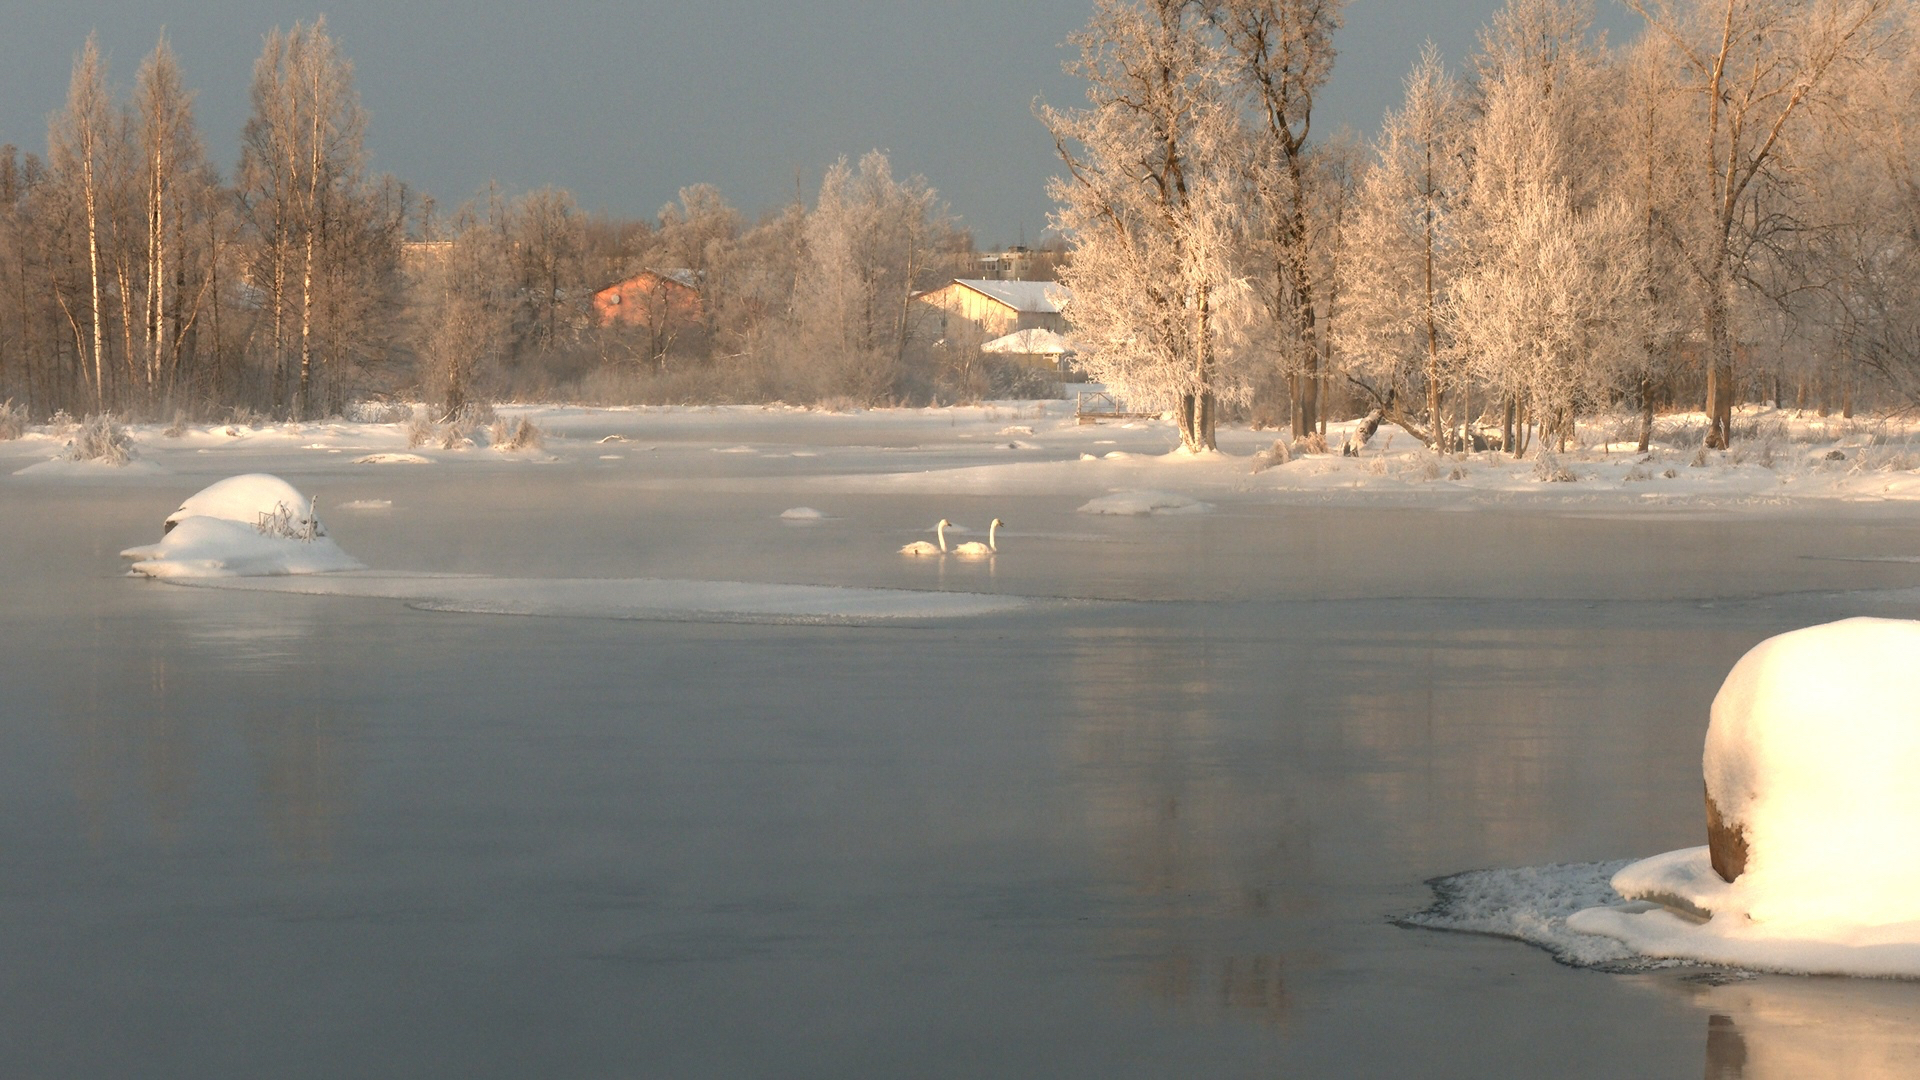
left=1042, top=0, right=1253, bottom=453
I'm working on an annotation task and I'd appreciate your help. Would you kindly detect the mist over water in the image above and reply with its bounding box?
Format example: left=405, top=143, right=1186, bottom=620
left=6, top=413, right=1920, bottom=1076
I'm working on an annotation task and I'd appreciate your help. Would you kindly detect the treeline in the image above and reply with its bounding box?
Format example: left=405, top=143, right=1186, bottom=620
left=0, top=20, right=1058, bottom=423
left=1048, top=0, right=1918, bottom=451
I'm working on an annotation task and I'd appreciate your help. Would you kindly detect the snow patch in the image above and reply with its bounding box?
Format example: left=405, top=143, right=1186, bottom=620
left=1077, top=490, right=1212, bottom=516
left=354, top=453, right=432, bottom=465
left=14, top=457, right=167, bottom=477
left=779, top=506, right=826, bottom=521
left=337, top=499, right=392, bottom=511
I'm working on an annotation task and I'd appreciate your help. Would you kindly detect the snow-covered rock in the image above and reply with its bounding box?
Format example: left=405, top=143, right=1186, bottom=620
left=1566, top=618, right=1920, bottom=976
left=123, top=473, right=364, bottom=578
left=163, top=474, right=318, bottom=534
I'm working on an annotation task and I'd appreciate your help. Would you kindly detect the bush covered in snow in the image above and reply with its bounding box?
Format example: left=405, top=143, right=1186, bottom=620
left=62, top=414, right=135, bottom=464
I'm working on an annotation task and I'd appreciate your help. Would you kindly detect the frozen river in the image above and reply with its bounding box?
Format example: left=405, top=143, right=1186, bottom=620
left=5, top=406, right=1920, bottom=1076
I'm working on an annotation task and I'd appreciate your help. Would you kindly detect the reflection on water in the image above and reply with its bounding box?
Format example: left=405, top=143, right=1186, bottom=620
left=244, top=704, right=354, bottom=863
left=1679, top=976, right=1920, bottom=1079
left=1065, top=625, right=1306, bottom=1027
left=58, top=605, right=356, bottom=864
left=1706, top=1014, right=1747, bottom=1079
left=61, top=637, right=199, bottom=850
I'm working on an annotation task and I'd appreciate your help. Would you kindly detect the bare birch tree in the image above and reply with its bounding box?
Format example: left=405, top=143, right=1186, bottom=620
left=47, top=35, right=120, bottom=410
left=238, top=18, right=371, bottom=418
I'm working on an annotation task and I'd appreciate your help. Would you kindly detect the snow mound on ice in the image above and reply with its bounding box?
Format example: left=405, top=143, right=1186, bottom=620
left=171, top=573, right=1028, bottom=624
left=1561, top=618, right=1920, bottom=978
left=780, top=506, right=826, bottom=521
left=163, top=473, right=316, bottom=532
left=1077, top=489, right=1211, bottom=516
left=353, top=452, right=432, bottom=465
left=1566, top=851, right=1920, bottom=977
left=122, top=473, right=364, bottom=579
left=1396, top=861, right=1660, bottom=972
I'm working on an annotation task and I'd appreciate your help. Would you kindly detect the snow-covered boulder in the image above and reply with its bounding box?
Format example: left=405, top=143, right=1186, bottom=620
left=162, top=473, right=317, bottom=534
left=123, top=473, right=364, bottom=578
left=1567, top=618, right=1920, bottom=975
left=1696, top=618, right=1920, bottom=927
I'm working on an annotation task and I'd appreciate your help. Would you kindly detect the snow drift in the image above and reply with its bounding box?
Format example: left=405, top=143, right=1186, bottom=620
left=122, top=473, right=364, bottom=578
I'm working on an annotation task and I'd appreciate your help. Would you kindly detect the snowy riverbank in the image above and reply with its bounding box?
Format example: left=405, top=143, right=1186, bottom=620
left=8, top=400, right=1920, bottom=515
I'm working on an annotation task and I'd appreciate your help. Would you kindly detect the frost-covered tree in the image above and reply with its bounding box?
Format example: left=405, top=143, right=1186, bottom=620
left=1044, top=0, right=1250, bottom=452
left=1333, top=45, right=1467, bottom=448
left=132, top=37, right=216, bottom=410
left=792, top=151, right=952, bottom=403
left=1453, top=185, right=1645, bottom=451
left=1218, top=0, right=1345, bottom=439
left=1451, top=0, right=1644, bottom=453
left=1624, top=0, right=1898, bottom=447
left=419, top=200, right=512, bottom=416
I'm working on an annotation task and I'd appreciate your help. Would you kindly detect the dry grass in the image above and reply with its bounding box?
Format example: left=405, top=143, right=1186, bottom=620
left=63, top=414, right=134, bottom=464
left=490, top=416, right=544, bottom=452
left=0, top=400, right=26, bottom=441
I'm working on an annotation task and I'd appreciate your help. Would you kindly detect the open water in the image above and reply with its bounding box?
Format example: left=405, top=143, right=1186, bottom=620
left=4, top=414, right=1920, bottom=1077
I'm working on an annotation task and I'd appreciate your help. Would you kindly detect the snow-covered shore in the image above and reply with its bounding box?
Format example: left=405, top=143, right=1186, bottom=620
left=7, top=399, right=1920, bottom=514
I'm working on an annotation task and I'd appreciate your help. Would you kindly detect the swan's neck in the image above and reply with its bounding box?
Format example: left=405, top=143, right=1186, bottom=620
left=936, top=521, right=947, bottom=552
left=988, top=520, right=998, bottom=551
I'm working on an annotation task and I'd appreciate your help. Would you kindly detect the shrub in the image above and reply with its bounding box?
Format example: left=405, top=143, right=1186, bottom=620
left=63, top=414, right=135, bottom=465
left=0, top=400, right=26, bottom=440
left=490, top=416, right=543, bottom=452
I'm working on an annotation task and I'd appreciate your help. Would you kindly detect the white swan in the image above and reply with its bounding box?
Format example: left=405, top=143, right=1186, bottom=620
left=952, top=518, right=1003, bottom=557
left=900, top=519, right=952, bottom=556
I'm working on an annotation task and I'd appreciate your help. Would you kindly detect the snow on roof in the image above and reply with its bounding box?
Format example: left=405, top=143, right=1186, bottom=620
left=982, top=328, right=1072, bottom=355
left=953, top=278, right=1070, bottom=313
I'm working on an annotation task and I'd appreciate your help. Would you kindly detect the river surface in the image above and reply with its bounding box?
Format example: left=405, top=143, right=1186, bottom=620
left=5, top=415, right=1920, bottom=1077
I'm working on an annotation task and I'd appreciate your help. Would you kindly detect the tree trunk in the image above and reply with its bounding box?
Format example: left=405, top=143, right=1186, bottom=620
left=1703, top=288, right=1735, bottom=448
left=1637, top=376, right=1655, bottom=454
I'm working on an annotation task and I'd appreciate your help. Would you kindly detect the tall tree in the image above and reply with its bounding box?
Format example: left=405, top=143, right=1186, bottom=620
left=793, top=151, right=950, bottom=403
left=1333, top=45, right=1467, bottom=448
left=133, top=36, right=211, bottom=408
left=238, top=17, right=371, bottom=418
left=1043, top=0, right=1249, bottom=452
left=46, top=35, right=121, bottom=410
left=1625, top=0, right=1896, bottom=447
left=1217, top=0, right=1344, bottom=440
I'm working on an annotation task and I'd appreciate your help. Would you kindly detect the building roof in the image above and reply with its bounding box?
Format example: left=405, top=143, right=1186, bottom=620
left=982, top=328, right=1072, bottom=355
left=594, top=268, right=701, bottom=298
left=951, top=278, right=1070, bottom=314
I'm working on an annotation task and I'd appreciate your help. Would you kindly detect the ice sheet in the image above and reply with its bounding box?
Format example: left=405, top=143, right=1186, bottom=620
left=167, top=572, right=1030, bottom=624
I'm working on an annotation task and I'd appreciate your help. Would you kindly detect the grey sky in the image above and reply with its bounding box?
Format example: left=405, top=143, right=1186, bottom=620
left=0, top=1, right=1642, bottom=245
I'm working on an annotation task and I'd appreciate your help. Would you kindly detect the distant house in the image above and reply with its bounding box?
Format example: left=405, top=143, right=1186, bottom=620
left=982, top=328, right=1073, bottom=372
left=914, top=278, right=1071, bottom=343
left=592, top=269, right=703, bottom=329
